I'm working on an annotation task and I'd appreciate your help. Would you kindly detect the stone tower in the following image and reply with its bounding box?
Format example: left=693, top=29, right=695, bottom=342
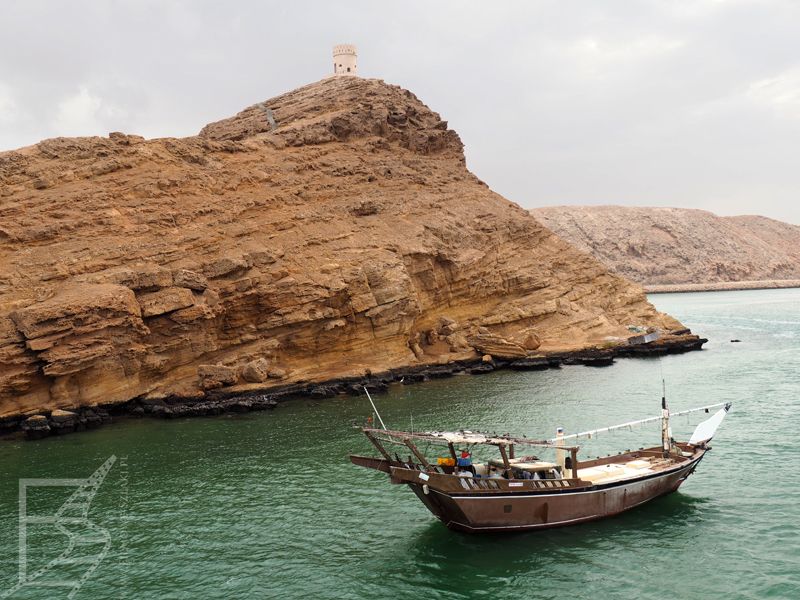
left=333, top=44, right=357, bottom=76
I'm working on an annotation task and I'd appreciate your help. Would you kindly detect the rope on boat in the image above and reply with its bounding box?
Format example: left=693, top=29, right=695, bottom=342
left=553, top=402, right=730, bottom=442
left=363, top=387, right=387, bottom=430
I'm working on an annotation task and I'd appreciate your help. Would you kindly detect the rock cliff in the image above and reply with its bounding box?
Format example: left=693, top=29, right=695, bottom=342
left=533, top=206, right=800, bottom=288
left=0, top=77, right=698, bottom=421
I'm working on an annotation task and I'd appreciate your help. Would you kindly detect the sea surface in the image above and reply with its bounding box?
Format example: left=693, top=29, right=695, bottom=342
left=1, top=289, right=799, bottom=599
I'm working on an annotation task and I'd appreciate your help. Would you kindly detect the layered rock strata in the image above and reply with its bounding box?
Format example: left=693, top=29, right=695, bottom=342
left=1, top=77, right=702, bottom=429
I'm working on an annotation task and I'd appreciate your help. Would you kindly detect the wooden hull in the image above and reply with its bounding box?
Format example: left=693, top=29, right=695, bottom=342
left=408, top=455, right=703, bottom=533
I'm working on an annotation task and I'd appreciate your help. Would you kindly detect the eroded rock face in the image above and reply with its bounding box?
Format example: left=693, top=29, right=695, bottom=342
left=0, top=77, right=696, bottom=418
left=198, top=364, right=239, bottom=390
left=532, top=206, right=800, bottom=286
left=137, top=287, right=195, bottom=317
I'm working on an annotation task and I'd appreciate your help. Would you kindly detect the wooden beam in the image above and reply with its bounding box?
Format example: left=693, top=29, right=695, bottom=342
left=570, top=448, right=579, bottom=479
left=498, top=444, right=512, bottom=476
left=364, top=430, right=393, bottom=462
left=447, top=442, right=457, bottom=461
left=404, top=438, right=432, bottom=470
left=509, top=444, right=515, bottom=459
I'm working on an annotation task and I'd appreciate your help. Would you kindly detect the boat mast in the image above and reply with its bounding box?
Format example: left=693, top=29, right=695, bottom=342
left=661, top=379, right=671, bottom=458
left=555, top=427, right=566, bottom=472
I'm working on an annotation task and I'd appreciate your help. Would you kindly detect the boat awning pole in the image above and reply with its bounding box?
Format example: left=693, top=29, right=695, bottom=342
left=570, top=448, right=579, bottom=479
left=447, top=442, right=457, bottom=461
left=404, top=438, right=432, bottom=471
left=364, top=430, right=393, bottom=462
left=498, top=444, right=511, bottom=475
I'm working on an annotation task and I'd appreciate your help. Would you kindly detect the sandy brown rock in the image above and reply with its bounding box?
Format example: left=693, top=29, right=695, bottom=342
left=174, top=269, right=208, bottom=291
left=137, top=287, right=195, bottom=317
left=533, top=206, right=800, bottom=287
left=467, top=333, right=528, bottom=360
left=198, top=364, right=239, bottom=390
left=0, top=77, right=693, bottom=418
left=241, top=358, right=270, bottom=383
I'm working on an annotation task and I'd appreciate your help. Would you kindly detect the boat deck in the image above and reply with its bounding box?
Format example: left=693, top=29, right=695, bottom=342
left=576, top=456, right=676, bottom=485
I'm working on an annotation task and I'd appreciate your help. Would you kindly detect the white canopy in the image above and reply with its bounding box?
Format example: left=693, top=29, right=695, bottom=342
left=366, top=428, right=564, bottom=449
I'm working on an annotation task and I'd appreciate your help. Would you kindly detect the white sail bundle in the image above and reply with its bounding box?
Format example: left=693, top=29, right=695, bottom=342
left=688, top=403, right=732, bottom=445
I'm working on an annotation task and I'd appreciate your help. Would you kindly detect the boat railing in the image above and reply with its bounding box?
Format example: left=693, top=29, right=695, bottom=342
left=456, top=477, right=584, bottom=492
left=390, top=466, right=586, bottom=492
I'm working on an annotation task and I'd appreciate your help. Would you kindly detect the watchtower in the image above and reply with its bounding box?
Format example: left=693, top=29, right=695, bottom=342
left=333, top=44, right=357, bottom=76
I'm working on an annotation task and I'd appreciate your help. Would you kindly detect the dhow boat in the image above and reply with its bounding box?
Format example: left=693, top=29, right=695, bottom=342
left=350, top=393, right=731, bottom=533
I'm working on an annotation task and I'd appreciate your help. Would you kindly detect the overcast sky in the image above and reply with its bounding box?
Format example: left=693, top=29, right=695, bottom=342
left=2, top=0, right=799, bottom=223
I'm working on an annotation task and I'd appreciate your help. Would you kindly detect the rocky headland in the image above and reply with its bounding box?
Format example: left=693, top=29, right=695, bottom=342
left=1, top=77, right=704, bottom=438
left=533, top=206, right=800, bottom=291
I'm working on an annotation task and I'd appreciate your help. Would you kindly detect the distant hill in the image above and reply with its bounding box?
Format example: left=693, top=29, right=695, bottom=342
left=531, top=206, right=800, bottom=290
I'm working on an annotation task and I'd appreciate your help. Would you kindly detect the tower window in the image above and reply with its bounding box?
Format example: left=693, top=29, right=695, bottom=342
left=347, top=67, right=351, bottom=72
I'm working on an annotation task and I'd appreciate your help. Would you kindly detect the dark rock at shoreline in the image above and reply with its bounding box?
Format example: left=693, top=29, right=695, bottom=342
left=402, top=372, right=428, bottom=384
left=365, top=382, right=391, bottom=393
left=22, top=415, right=50, bottom=440
left=310, top=385, right=341, bottom=399
left=82, top=408, right=105, bottom=429
left=0, top=416, right=22, bottom=436
left=136, top=395, right=279, bottom=419
left=18, top=406, right=111, bottom=440
left=509, top=357, right=550, bottom=370
left=616, top=337, right=708, bottom=357
left=579, top=353, right=615, bottom=367
left=3, top=337, right=707, bottom=441
left=50, top=409, right=79, bottom=434
left=226, top=398, right=254, bottom=413
left=426, top=366, right=458, bottom=379
left=250, top=395, right=279, bottom=411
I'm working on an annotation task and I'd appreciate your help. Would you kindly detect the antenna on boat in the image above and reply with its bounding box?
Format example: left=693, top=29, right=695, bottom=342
left=363, top=386, right=387, bottom=430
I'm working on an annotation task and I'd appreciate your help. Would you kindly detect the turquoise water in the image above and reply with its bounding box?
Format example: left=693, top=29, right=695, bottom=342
left=1, top=289, right=799, bottom=599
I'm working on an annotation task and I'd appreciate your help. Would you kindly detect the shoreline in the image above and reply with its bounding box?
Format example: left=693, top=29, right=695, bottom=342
left=0, top=334, right=706, bottom=441
left=645, top=279, right=800, bottom=294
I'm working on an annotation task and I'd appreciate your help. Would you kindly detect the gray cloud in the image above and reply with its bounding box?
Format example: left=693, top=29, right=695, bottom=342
left=1, top=0, right=798, bottom=223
